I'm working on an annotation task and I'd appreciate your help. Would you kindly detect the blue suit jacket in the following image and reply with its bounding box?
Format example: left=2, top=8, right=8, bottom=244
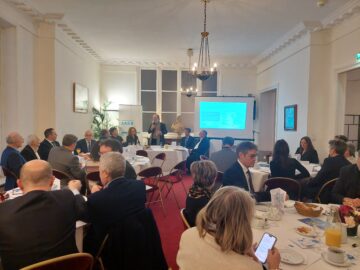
left=74, top=139, right=96, bottom=155
left=1, top=146, right=26, bottom=190
left=180, top=136, right=196, bottom=150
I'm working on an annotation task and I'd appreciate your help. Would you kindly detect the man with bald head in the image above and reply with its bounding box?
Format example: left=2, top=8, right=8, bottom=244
left=74, top=130, right=96, bottom=155
left=1, top=132, right=26, bottom=190
left=0, top=160, right=87, bottom=270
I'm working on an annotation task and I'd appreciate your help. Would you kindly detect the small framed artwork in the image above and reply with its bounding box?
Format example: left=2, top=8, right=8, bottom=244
left=284, top=104, right=297, bottom=131
left=73, top=83, right=89, bottom=113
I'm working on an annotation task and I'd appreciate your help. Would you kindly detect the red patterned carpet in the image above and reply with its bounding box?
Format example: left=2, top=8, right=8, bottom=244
left=149, top=175, right=193, bottom=270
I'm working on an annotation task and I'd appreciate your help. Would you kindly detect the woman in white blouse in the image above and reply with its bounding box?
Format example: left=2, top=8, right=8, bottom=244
left=177, top=186, right=281, bottom=270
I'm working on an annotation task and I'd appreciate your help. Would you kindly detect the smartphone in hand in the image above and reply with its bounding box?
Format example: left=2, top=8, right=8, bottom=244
left=254, top=232, right=277, bottom=263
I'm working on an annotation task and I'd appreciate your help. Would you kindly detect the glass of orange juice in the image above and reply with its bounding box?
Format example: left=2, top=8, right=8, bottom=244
left=76, top=148, right=81, bottom=154
left=325, top=226, right=342, bottom=247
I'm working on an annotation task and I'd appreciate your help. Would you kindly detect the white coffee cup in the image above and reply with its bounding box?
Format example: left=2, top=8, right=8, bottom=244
left=327, top=247, right=345, bottom=264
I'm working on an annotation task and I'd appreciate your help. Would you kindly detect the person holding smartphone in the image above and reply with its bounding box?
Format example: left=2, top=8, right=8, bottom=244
left=177, top=186, right=281, bottom=270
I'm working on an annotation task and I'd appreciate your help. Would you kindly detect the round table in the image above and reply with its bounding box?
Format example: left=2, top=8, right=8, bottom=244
left=252, top=203, right=359, bottom=269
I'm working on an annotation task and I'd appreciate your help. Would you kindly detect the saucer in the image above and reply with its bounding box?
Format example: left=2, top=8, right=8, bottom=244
left=279, top=249, right=304, bottom=265
left=321, top=252, right=351, bottom=267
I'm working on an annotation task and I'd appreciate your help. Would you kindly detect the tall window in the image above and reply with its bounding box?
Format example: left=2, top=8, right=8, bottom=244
left=181, top=71, right=197, bottom=130
left=202, top=72, right=217, bottom=97
left=161, top=70, right=177, bottom=128
left=141, top=70, right=156, bottom=131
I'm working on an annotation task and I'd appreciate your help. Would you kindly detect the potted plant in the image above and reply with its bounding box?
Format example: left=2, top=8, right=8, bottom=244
left=91, top=101, right=111, bottom=139
left=339, top=205, right=360, bottom=236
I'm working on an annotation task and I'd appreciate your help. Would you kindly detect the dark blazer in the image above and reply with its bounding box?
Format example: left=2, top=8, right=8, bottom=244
left=222, top=162, right=270, bottom=202
left=0, top=146, right=26, bottom=190
left=332, top=164, right=360, bottom=204
left=84, top=178, right=146, bottom=255
left=125, top=135, right=140, bottom=146
left=38, top=139, right=60, bottom=161
left=305, top=155, right=351, bottom=198
left=180, top=136, right=196, bottom=150
left=74, top=139, right=96, bottom=155
left=90, top=136, right=109, bottom=161
left=295, top=148, right=319, bottom=164
left=148, top=122, right=167, bottom=145
left=183, top=195, right=209, bottom=227
left=20, top=145, right=39, bottom=162
left=270, top=158, right=310, bottom=180
left=0, top=189, right=87, bottom=270
left=110, top=135, right=124, bottom=144
left=186, top=137, right=211, bottom=170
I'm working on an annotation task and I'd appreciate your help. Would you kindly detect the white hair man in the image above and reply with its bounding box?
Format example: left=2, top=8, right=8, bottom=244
left=20, top=134, right=41, bottom=161
left=84, top=152, right=146, bottom=255
left=0, top=160, right=87, bottom=269
left=0, top=132, right=26, bottom=190
left=74, top=129, right=96, bottom=155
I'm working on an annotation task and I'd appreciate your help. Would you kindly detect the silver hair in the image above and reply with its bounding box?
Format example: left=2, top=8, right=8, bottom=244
left=27, top=134, right=39, bottom=145
left=99, top=152, right=126, bottom=180
left=6, top=132, right=20, bottom=144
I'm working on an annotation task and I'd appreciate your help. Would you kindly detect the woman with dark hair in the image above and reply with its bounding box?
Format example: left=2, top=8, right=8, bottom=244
left=183, top=160, right=217, bottom=227
left=125, top=127, right=140, bottom=146
left=270, top=139, right=310, bottom=180
left=295, top=136, right=319, bottom=164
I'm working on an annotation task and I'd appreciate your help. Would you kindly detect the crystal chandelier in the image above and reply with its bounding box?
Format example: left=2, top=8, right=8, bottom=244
left=191, top=0, right=217, bottom=81
left=181, top=48, right=198, bottom=97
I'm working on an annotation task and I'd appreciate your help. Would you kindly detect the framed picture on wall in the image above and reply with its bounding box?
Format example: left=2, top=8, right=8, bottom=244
left=73, top=83, right=89, bottom=113
left=284, top=104, right=297, bottom=131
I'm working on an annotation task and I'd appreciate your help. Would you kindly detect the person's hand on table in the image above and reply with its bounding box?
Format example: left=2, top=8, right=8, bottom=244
left=68, top=180, right=82, bottom=191
left=267, top=247, right=281, bottom=270
left=91, top=184, right=103, bottom=194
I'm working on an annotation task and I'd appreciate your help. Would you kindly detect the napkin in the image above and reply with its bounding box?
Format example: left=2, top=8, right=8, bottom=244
left=270, top=188, right=286, bottom=214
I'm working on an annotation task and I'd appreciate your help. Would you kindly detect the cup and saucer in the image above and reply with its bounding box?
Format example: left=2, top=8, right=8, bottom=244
left=321, top=247, right=352, bottom=267
left=251, top=218, right=270, bottom=229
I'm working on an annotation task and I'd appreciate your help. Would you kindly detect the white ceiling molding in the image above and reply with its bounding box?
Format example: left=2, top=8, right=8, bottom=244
left=253, top=0, right=360, bottom=66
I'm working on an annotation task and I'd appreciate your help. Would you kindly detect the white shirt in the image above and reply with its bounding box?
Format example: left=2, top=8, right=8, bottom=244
left=237, top=159, right=251, bottom=192
left=194, top=138, right=202, bottom=149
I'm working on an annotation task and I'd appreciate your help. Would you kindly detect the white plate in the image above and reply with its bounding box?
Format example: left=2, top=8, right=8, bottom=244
left=321, top=252, right=352, bottom=267
left=295, top=226, right=317, bottom=237
left=280, top=249, right=305, bottom=265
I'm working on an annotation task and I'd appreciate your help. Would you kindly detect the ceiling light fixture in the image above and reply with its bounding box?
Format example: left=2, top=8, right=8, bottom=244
left=181, top=48, right=198, bottom=97
left=191, top=0, right=217, bottom=81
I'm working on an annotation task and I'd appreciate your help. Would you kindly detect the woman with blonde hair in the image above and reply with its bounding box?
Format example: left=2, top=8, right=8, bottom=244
left=183, top=160, right=217, bottom=227
left=177, top=186, right=281, bottom=270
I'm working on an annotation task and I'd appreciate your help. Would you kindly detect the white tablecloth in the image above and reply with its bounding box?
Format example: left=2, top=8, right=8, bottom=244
left=253, top=204, right=359, bottom=269
left=146, top=146, right=189, bottom=174
left=250, top=163, right=320, bottom=192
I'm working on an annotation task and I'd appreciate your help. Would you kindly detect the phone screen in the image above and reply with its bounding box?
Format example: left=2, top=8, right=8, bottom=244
left=255, top=233, right=277, bottom=263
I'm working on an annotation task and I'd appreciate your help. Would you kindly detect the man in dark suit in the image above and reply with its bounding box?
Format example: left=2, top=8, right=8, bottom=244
left=222, top=141, right=271, bottom=202
left=180, top=128, right=196, bottom=150
left=84, top=152, right=146, bottom=255
left=48, top=134, right=86, bottom=193
left=109, top=127, right=124, bottom=145
left=90, top=129, right=110, bottom=161
left=74, top=130, right=96, bottom=155
left=210, top=136, right=237, bottom=172
left=186, top=130, right=210, bottom=171
left=303, top=139, right=351, bottom=200
left=332, top=153, right=360, bottom=205
left=0, top=160, right=87, bottom=270
left=98, top=139, right=137, bottom=180
left=1, top=132, right=26, bottom=190
left=148, top=114, right=167, bottom=145
left=38, top=128, right=60, bottom=161
left=21, top=134, right=41, bottom=161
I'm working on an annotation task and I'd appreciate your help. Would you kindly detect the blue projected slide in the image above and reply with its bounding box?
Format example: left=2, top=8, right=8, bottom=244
left=199, top=102, right=247, bottom=130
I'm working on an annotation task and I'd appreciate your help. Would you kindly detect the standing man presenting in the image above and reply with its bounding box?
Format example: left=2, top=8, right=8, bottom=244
left=148, top=114, right=167, bottom=145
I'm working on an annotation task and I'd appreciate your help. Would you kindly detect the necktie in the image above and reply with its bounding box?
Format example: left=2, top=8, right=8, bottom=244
left=246, top=170, right=255, bottom=193
left=87, top=141, right=91, bottom=152
left=51, top=142, right=57, bottom=147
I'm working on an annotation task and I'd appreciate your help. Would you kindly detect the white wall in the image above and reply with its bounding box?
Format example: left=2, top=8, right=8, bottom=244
left=345, top=80, right=360, bottom=115
left=54, top=29, right=100, bottom=139
left=219, top=67, right=257, bottom=96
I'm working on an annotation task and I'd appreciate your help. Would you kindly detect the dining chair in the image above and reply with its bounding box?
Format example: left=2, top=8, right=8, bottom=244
left=315, top=178, right=338, bottom=204
left=151, top=152, right=166, bottom=168
left=20, top=253, right=93, bottom=270
left=180, top=208, right=191, bottom=229
left=85, top=171, right=101, bottom=195
left=159, top=160, right=187, bottom=209
left=138, top=166, right=166, bottom=215
left=263, top=177, right=301, bottom=201
left=136, top=150, right=148, bottom=158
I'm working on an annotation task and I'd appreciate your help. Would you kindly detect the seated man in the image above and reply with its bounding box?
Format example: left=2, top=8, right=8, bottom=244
left=74, top=130, right=96, bottom=155
left=186, top=130, right=210, bottom=171
left=48, top=134, right=86, bottom=192
left=99, top=139, right=137, bottom=180
left=210, top=136, right=237, bottom=172
left=180, top=128, right=195, bottom=150
left=21, top=134, right=41, bottom=161
left=38, top=128, right=60, bottom=161
left=344, top=142, right=357, bottom=164
left=222, top=141, right=271, bottom=202
left=0, top=160, right=87, bottom=270
left=303, top=139, right=350, bottom=200
left=109, top=127, right=124, bottom=144
left=84, top=152, right=146, bottom=255
left=1, top=132, right=26, bottom=190
left=332, top=151, right=360, bottom=206
left=90, top=129, right=110, bottom=161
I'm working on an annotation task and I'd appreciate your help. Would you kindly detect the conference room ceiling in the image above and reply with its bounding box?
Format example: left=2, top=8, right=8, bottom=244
left=28, top=0, right=351, bottom=65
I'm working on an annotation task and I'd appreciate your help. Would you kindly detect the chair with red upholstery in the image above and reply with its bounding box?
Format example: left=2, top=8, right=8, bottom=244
left=151, top=152, right=166, bottom=169
left=136, top=150, right=148, bottom=158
